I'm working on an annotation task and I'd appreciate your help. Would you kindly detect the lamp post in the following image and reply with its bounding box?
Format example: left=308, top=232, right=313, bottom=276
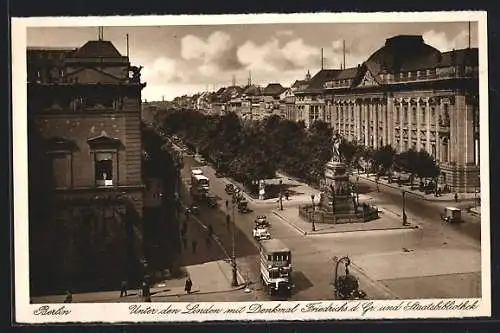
left=231, top=197, right=239, bottom=287
left=333, top=256, right=351, bottom=300
left=279, top=179, right=283, bottom=211
left=402, top=190, right=408, bottom=225
left=311, top=194, right=316, bottom=232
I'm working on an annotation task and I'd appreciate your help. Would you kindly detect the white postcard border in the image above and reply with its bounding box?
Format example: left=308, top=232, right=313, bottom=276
left=12, top=11, right=491, bottom=323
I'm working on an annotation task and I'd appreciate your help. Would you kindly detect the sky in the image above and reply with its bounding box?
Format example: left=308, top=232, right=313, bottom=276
left=27, top=21, right=479, bottom=102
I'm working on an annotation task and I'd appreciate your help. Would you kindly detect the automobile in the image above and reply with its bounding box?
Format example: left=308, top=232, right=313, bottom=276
left=253, top=227, right=271, bottom=241
left=255, top=215, right=269, bottom=227
left=238, top=199, right=251, bottom=213
left=440, top=207, right=462, bottom=223
left=194, top=154, right=207, bottom=165
left=225, top=184, right=235, bottom=195
left=206, top=195, right=218, bottom=208
left=190, top=204, right=200, bottom=215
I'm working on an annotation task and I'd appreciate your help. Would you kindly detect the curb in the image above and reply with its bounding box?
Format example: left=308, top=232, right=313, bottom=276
left=358, top=175, right=476, bottom=203
left=181, top=203, right=249, bottom=287
left=272, top=210, right=418, bottom=236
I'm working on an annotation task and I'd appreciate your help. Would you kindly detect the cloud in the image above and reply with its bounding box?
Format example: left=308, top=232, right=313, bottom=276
left=276, top=30, right=294, bottom=37
left=423, top=29, right=469, bottom=51
left=141, top=57, right=182, bottom=85
left=180, top=31, right=242, bottom=75
left=237, top=37, right=320, bottom=72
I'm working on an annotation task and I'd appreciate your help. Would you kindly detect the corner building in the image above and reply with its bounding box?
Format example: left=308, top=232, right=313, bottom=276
left=293, top=35, right=479, bottom=193
left=27, top=39, right=147, bottom=293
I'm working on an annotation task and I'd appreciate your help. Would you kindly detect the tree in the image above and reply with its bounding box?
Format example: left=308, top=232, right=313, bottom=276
left=415, top=149, right=440, bottom=180
left=372, top=145, right=396, bottom=176
left=339, top=140, right=359, bottom=168
left=395, top=148, right=419, bottom=185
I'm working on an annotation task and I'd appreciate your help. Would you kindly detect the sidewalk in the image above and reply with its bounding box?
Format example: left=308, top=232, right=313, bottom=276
left=31, top=260, right=245, bottom=303
left=272, top=204, right=418, bottom=236
left=221, top=172, right=320, bottom=208
left=356, top=172, right=479, bottom=202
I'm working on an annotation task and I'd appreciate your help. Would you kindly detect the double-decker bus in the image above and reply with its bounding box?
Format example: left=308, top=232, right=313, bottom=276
left=190, top=170, right=210, bottom=200
left=259, top=239, right=293, bottom=296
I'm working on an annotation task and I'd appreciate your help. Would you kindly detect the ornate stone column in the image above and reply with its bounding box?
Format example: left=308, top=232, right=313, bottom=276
left=416, top=98, right=421, bottom=151
left=372, top=100, right=380, bottom=149
left=363, top=100, right=370, bottom=146
left=399, top=98, right=404, bottom=152
left=423, top=97, right=431, bottom=153
left=386, top=94, right=393, bottom=147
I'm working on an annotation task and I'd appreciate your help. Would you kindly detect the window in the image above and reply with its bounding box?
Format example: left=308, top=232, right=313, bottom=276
left=46, top=137, right=77, bottom=189
left=95, top=152, right=114, bottom=186
left=51, top=153, right=71, bottom=188
left=87, top=134, right=123, bottom=188
left=403, top=106, right=408, bottom=124
left=412, top=107, right=417, bottom=124
left=421, top=106, right=426, bottom=123
left=395, top=107, right=400, bottom=123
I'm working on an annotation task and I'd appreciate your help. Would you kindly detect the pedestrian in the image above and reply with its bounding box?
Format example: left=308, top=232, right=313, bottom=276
left=184, top=277, right=193, bottom=294
left=192, top=240, right=197, bottom=253
left=285, top=191, right=289, bottom=200
left=120, top=280, right=128, bottom=297
left=454, top=193, right=458, bottom=203
left=63, top=290, right=73, bottom=303
left=142, top=281, right=151, bottom=302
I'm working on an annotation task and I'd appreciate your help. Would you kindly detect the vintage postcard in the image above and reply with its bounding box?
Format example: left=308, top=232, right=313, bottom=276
left=12, top=11, right=490, bottom=323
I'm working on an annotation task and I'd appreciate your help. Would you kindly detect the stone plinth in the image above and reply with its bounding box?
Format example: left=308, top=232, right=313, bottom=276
left=320, top=160, right=357, bottom=215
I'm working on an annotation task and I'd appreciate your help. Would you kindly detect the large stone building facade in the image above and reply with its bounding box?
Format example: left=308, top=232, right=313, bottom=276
left=27, top=38, right=147, bottom=294
left=291, top=35, right=479, bottom=192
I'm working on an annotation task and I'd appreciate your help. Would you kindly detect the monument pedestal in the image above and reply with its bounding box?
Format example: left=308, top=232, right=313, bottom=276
left=320, top=161, right=357, bottom=215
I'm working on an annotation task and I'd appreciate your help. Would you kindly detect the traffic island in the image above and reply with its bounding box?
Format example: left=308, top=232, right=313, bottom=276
left=273, top=207, right=418, bottom=236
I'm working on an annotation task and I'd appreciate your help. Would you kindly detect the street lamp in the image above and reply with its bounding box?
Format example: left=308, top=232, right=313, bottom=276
left=231, top=197, right=239, bottom=287
left=333, top=256, right=351, bottom=300
left=311, top=194, right=316, bottom=232
left=402, top=190, right=408, bottom=225
left=279, top=179, right=283, bottom=211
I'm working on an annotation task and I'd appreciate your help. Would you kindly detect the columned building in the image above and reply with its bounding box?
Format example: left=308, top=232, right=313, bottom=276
left=292, top=35, right=479, bottom=192
left=27, top=37, right=147, bottom=294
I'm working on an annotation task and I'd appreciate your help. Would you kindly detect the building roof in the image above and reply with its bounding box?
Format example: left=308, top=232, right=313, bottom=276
left=291, top=79, right=307, bottom=88
left=71, top=40, right=124, bottom=58
left=242, top=84, right=262, bottom=96
left=366, top=35, right=442, bottom=73
left=301, top=69, right=341, bottom=93
left=439, top=48, right=478, bottom=67
left=335, top=67, right=359, bottom=80
left=260, top=239, right=290, bottom=253
left=262, top=83, right=286, bottom=96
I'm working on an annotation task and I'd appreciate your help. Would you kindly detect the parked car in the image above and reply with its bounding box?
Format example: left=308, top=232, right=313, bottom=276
left=255, top=215, right=269, bottom=227
left=225, top=184, right=235, bottom=195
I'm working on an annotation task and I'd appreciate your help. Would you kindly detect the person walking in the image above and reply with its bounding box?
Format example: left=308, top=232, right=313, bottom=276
left=184, top=277, right=193, bottom=294
left=142, top=281, right=151, bottom=302
left=63, top=290, right=73, bottom=303
left=454, top=193, right=458, bottom=203
left=120, top=280, right=128, bottom=297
